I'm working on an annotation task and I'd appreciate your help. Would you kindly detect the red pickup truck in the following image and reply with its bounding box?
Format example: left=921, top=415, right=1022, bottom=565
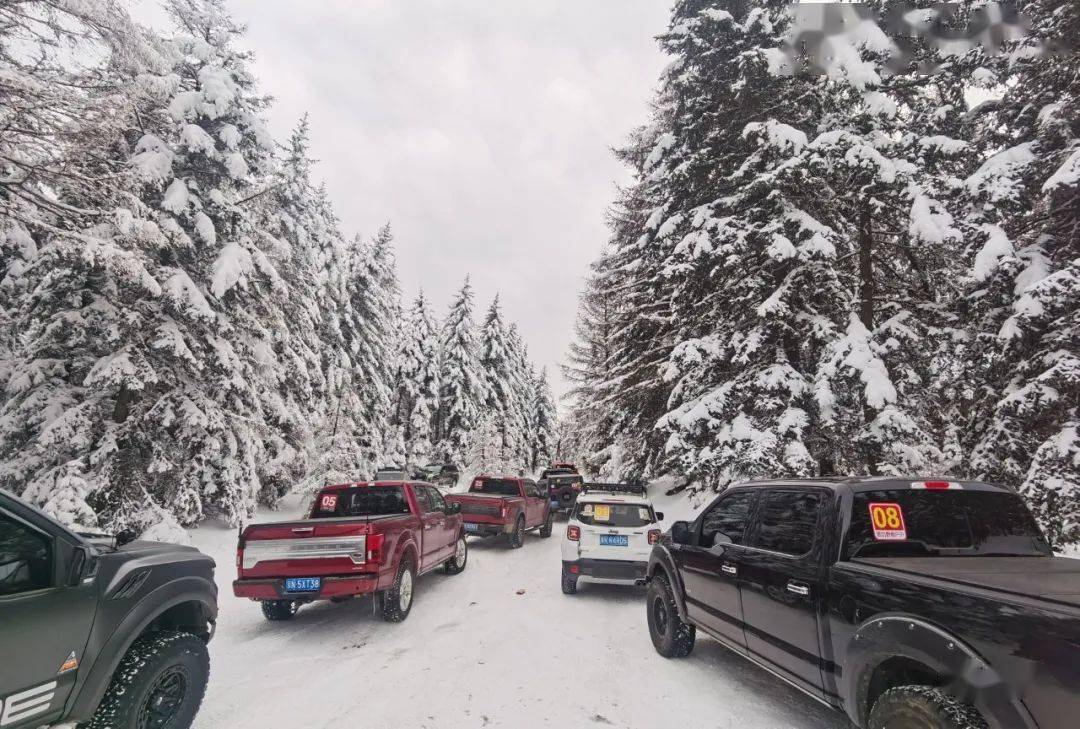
left=233, top=481, right=467, bottom=622
left=444, top=475, right=553, bottom=548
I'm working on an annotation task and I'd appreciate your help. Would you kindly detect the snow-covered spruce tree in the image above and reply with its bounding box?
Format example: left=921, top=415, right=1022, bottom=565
left=506, top=323, right=537, bottom=469
left=477, top=296, right=525, bottom=469
left=395, top=291, right=440, bottom=469
left=348, top=225, right=400, bottom=475
left=562, top=258, right=619, bottom=472
left=961, top=0, right=1080, bottom=545
left=530, top=367, right=558, bottom=472
left=437, top=278, right=485, bottom=465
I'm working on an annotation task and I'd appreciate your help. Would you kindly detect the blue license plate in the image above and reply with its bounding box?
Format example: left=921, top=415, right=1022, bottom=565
left=599, top=535, right=628, bottom=547
left=465, top=523, right=479, bottom=533
left=550, top=500, right=559, bottom=508
left=284, top=577, right=321, bottom=593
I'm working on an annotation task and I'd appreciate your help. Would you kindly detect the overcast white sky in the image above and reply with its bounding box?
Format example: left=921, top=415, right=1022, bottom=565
left=134, top=0, right=671, bottom=403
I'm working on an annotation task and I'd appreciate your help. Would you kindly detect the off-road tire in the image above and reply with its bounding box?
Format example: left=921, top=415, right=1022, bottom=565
left=561, top=571, right=578, bottom=594
left=868, top=686, right=988, bottom=729
left=81, top=631, right=209, bottom=729
left=444, top=536, right=468, bottom=574
left=261, top=599, right=299, bottom=621
left=379, top=556, right=415, bottom=622
left=508, top=515, right=526, bottom=549
left=647, top=574, right=695, bottom=658
left=539, top=511, right=554, bottom=538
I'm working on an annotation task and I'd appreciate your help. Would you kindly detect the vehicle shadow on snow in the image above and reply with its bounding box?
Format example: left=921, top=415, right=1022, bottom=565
left=686, top=639, right=852, bottom=728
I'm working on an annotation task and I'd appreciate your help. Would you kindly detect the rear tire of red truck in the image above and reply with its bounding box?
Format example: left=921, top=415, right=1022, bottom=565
left=379, top=556, right=415, bottom=622
left=868, top=686, right=987, bottom=729
left=444, top=536, right=468, bottom=574
left=508, top=515, right=526, bottom=549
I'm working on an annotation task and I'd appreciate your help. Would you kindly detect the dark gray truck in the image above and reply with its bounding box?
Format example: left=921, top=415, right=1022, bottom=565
left=0, top=489, right=217, bottom=728
left=646, top=477, right=1080, bottom=729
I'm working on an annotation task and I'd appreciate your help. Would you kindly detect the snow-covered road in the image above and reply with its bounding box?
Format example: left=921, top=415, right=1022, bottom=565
left=189, top=498, right=850, bottom=729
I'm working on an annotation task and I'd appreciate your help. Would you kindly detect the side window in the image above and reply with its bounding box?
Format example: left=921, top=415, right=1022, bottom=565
left=413, top=486, right=435, bottom=514
left=525, top=480, right=539, bottom=498
left=700, top=491, right=758, bottom=546
left=0, top=512, right=53, bottom=596
left=425, top=486, right=447, bottom=513
left=751, top=490, right=823, bottom=557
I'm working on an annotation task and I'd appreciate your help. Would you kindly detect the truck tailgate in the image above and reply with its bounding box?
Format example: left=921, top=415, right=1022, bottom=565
left=854, top=556, right=1080, bottom=609
left=239, top=516, right=399, bottom=579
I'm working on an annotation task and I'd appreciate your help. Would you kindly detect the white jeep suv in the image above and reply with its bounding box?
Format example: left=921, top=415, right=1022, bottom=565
left=560, top=483, right=664, bottom=594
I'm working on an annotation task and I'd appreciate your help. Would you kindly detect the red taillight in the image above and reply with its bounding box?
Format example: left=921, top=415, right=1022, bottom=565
left=913, top=480, right=961, bottom=490
left=648, top=529, right=661, bottom=545
left=567, top=525, right=580, bottom=541
left=235, top=548, right=243, bottom=570
left=367, top=533, right=384, bottom=564
left=569, top=564, right=580, bottom=574
left=924, top=481, right=949, bottom=489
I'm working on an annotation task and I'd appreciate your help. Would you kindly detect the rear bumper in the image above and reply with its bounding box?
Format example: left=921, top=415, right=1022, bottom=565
left=233, top=574, right=379, bottom=601
left=463, top=521, right=513, bottom=537
left=563, top=559, right=648, bottom=582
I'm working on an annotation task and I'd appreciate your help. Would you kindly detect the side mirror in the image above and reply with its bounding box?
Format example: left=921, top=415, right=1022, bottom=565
left=115, top=528, right=137, bottom=547
left=655, top=511, right=665, bottom=522
left=67, top=546, right=97, bottom=587
left=670, top=521, right=692, bottom=545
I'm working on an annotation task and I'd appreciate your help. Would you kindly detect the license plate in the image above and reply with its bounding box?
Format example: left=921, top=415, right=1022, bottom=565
left=465, top=523, right=479, bottom=533
left=284, top=577, right=321, bottom=593
left=599, top=535, right=628, bottom=547
left=550, top=500, right=559, bottom=508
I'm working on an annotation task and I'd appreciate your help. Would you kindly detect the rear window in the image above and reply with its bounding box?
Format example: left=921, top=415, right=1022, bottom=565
left=549, top=475, right=583, bottom=485
left=311, top=486, right=411, bottom=518
left=847, top=489, right=1051, bottom=558
left=573, top=501, right=655, bottom=527
left=470, top=478, right=520, bottom=496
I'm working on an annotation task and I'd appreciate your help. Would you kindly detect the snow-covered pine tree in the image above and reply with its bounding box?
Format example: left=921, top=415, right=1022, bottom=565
left=962, top=0, right=1080, bottom=545
left=395, top=291, right=440, bottom=469
left=477, top=296, right=524, bottom=469
left=506, top=323, right=536, bottom=468
left=348, top=225, right=399, bottom=475
left=437, top=278, right=485, bottom=465
left=531, top=367, right=557, bottom=473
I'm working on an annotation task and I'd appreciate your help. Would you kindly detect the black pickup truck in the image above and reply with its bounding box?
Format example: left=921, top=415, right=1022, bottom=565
left=645, top=477, right=1080, bottom=729
left=0, top=489, right=217, bottom=728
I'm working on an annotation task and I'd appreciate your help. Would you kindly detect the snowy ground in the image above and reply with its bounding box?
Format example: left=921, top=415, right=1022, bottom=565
left=187, top=489, right=849, bottom=729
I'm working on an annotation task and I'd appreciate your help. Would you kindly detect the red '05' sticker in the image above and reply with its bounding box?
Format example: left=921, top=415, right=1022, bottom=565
left=320, top=494, right=338, bottom=511
left=868, top=502, right=907, bottom=541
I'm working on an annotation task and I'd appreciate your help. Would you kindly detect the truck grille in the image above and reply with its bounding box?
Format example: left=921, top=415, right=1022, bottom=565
left=462, top=503, right=500, bottom=516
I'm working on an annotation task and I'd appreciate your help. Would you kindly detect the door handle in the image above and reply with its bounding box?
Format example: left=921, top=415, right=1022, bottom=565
left=721, top=563, right=737, bottom=576
left=291, top=527, right=314, bottom=533
left=786, top=581, right=810, bottom=597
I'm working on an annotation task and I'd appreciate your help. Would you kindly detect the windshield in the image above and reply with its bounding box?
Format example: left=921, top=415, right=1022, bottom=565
left=311, top=486, right=411, bottom=518
left=469, top=478, right=520, bottom=496
left=422, top=465, right=442, bottom=477
left=573, top=501, right=655, bottom=527
left=847, top=489, right=1051, bottom=558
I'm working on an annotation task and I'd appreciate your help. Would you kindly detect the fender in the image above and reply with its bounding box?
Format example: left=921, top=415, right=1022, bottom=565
left=844, top=614, right=1037, bottom=729
left=646, top=546, right=690, bottom=623
left=65, top=576, right=216, bottom=722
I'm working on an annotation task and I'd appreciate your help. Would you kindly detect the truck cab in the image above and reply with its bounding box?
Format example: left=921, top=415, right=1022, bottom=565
left=445, top=475, right=553, bottom=548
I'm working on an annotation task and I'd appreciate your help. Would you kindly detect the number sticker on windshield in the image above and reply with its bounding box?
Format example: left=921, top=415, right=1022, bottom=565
left=868, top=502, right=907, bottom=541
left=320, top=494, right=338, bottom=511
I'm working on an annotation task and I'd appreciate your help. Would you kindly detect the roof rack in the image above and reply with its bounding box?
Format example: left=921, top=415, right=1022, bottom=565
left=581, top=482, right=647, bottom=496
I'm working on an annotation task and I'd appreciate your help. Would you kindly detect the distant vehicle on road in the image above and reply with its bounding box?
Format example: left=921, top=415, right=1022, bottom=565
left=646, top=477, right=1080, bottom=729
left=539, top=463, right=579, bottom=480
left=418, top=463, right=460, bottom=490
left=445, top=475, right=552, bottom=548
left=234, top=480, right=467, bottom=623
left=374, top=466, right=408, bottom=480
left=544, top=471, right=585, bottom=514
left=0, top=489, right=217, bottom=729
left=560, top=483, right=663, bottom=594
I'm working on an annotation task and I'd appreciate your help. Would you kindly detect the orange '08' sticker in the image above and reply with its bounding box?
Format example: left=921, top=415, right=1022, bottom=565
left=868, top=502, right=907, bottom=541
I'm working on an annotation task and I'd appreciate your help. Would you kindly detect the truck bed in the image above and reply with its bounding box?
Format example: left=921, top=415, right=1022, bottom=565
left=853, top=556, right=1080, bottom=609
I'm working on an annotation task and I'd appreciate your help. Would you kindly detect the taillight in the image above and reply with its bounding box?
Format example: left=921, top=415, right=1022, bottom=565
left=367, top=533, right=384, bottom=564
left=912, top=480, right=961, bottom=490
left=567, top=525, right=580, bottom=541
left=235, top=548, right=243, bottom=570
left=648, top=529, right=661, bottom=545
left=500, top=504, right=508, bottom=519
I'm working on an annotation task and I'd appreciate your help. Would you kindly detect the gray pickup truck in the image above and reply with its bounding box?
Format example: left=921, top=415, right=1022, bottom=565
left=0, top=489, right=217, bottom=728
